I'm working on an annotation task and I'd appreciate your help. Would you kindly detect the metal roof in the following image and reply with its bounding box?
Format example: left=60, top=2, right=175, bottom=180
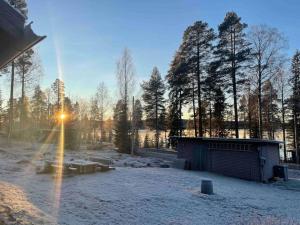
left=0, top=0, right=46, bottom=69
left=170, top=136, right=282, bottom=144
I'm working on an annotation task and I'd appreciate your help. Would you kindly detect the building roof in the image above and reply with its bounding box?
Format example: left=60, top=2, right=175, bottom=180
left=171, top=136, right=282, bottom=145
left=0, top=0, right=46, bottom=69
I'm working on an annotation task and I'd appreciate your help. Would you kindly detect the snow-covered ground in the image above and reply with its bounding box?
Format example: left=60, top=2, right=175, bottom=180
left=0, top=140, right=300, bottom=225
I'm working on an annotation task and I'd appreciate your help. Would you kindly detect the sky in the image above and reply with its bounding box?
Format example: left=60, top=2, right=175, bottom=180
left=20, top=0, right=300, bottom=101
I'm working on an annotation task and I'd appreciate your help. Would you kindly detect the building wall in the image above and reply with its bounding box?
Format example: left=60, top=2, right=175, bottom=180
left=260, top=145, right=280, bottom=182
left=175, top=138, right=280, bottom=182
left=207, top=149, right=260, bottom=181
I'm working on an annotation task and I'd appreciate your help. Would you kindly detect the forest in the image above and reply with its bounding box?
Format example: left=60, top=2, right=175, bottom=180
left=1, top=0, right=300, bottom=165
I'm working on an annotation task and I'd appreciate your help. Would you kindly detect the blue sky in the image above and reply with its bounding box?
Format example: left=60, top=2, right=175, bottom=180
left=26, top=0, right=300, bottom=100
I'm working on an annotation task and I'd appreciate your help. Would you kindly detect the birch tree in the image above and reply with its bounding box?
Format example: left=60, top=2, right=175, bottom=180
left=248, top=25, right=287, bottom=138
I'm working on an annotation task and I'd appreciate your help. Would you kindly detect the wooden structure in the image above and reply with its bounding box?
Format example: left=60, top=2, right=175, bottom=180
left=39, top=159, right=114, bottom=175
left=173, top=137, right=281, bottom=182
left=0, top=0, right=46, bottom=69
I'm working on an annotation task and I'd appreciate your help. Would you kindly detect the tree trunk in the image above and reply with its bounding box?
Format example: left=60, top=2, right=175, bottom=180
left=258, top=68, right=263, bottom=139
left=281, top=85, right=287, bottom=162
left=231, top=29, right=239, bottom=138
left=196, top=44, right=203, bottom=137
left=209, top=90, right=212, bottom=137
left=131, top=96, right=135, bottom=155
left=155, top=92, right=159, bottom=149
left=21, top=64, right=25, bottom=131
left=179, top=91, right=182, bottom=137
left=270, top=84, right=275, bottom=140
left=247, top=91, right=252, bottom=137
left=293, top=111, right=298, bottom=163
left=8, top=61, right=15, bottom=140
left=192, top=80, right=197, bottom=137
left=293, top=74, right=299, bottom=164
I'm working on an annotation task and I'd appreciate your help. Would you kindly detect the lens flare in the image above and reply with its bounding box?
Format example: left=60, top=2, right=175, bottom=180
left=53, top=120, right=64, bottom=215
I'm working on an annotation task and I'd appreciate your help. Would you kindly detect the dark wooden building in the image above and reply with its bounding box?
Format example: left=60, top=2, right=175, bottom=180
left=173, top=137, right=281, bottom=182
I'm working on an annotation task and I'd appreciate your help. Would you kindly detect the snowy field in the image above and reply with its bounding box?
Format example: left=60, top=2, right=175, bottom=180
left=0, top=140, right=300, bottom=225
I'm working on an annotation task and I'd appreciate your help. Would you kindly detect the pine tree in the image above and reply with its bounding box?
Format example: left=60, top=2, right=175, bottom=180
left=239, top=95, right=248, bottom=138
left=141, top=67, right=165, bottom=149
left=51, top=78, right=65, bottom=111
left=64, top=97, right=80, bottom=150
left=113, top=100, right=130, bottom=153
left=133, top=99, right=143, bottom=148
left=166, top=51, right=190, bottom=137
left=181, top=21, right=215, bottom=137
left=204, top=61, right=224, bottom=137
left=143, top=133, right=150, bottom=148
left=213, top=88, right=227, bottom=137
left=16, top=49, right=35, bottom=130
left=31, top=85, right=47, bottom=134
left=89, top=97, right=99, bottom=143
left=290, top=50, right=300, bottom=163
left=7, top=0, right=29, bottom=139
left=216, top=12, right=251, bottom=138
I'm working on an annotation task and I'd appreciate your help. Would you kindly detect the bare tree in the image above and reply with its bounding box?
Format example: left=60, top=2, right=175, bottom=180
left=16, top=50, right=42, bottom=130
left=274, top=68, right=290, bottom=162
left=116, top=48, right=135, bottom=104
left=96, top=82, right=109, bottom=142
left=114, top=48, right=135, bottom=153
left=248, top=25, right=287, bottom=138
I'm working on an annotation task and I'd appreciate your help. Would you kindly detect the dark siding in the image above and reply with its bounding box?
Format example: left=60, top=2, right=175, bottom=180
left=208, top=150, right=260, bottom=181
left=174, top=137, right=280, bottom=182
left=261, top=145, right=280, bottom=181
left=177, top=141, right=193, bottom=160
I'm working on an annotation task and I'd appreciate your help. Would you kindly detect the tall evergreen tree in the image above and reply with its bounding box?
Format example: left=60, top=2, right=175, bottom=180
left=133, top=99, right=143, bottom=148
left=181, top=21, right=215, bottom=137
left=290, top=50, right=300, bottom=163
left=213, top=87, right=227, bottom=137
left=216, top=12, right=251, bottom=138
left=31, top=85, right=47, bottom=132
left=51, top=78, right=65, bottom=112
left=16, top=49, right=35, bottom=130
left=113, top=100, right=130, bottom=153
left=166, top=51, right=190, bottom=137
left=89, top=97, right=99, bottom=143
left=141, top=67, right=166, bottom=149
left=7, top=0, right=28, bottom=139
left=204, top=61, right=227, bottom=137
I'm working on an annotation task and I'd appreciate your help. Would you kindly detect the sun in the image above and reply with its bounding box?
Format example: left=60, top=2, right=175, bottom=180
left=60, top=113, right=66, bottom=120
